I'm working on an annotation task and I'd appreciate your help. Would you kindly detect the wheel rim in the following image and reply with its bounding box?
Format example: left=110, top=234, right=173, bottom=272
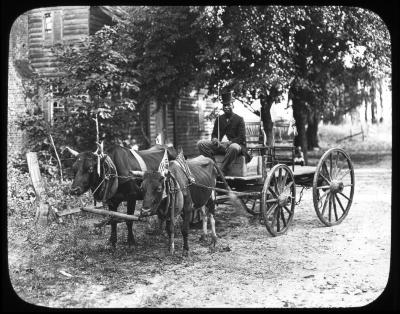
left=313, top=148, right=355, bottom=226
left=241, top=196, right=261, bottom=215
left=261, top=164, right=296, bottom=236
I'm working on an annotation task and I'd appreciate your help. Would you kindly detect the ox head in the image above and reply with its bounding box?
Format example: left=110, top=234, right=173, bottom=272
left=66, top=146, right=100, bottom=196
left=137, top=171, right=167, bottom=216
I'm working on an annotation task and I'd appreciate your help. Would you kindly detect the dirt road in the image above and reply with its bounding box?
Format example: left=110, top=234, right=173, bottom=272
left=8, top=154, right=391, bottom=308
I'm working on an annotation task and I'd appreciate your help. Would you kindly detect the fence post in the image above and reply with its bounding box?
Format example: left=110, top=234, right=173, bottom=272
left=26, top=152, right=49, bottom=226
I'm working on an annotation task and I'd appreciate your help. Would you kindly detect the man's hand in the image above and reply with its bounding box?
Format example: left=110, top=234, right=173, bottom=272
left=212, top=138, right=219, bottom=145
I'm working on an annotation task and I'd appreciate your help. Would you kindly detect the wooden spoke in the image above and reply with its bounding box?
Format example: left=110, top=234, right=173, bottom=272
left=267, top=203, right=278, bottom=216
left=273, top=175, right=280, bottom=195
left=338, top=169, right=351, bottom=181
left=334, top=151, right=340, bottom=177
left=319, top=172, right=331, bottom=185
left=338, top=191, right=351, bottom=201
left=316, top=185, right=330, bottom=190
left=278, top=167, right=283, bottom=192
left=318, top=189, right=330, bottom=207
left=283, top=205, right=293, bottom=215
left=334, top=194, right=345, bottom=213
left=322, top=162, right=332, bottom=182
left=281, top=171, right=289, bottom=192
left=329, top=154, right=333, bottom=178
left=266, top=198, right=278, bottom=203
left=268, top=186, right=279, bottom=199
left=274, top=206, right=280, bottom=232
left=321, top=192, right=330, bottom=217
left=328, top=193, right=332, bottom=222
left=282, top=181, right=294, bottom=195
left=332, top=193, right=339, bottom=221
left=334, top=164, right=343, bottom=180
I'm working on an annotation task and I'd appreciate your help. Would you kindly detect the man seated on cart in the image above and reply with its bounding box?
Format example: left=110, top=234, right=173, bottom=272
left=197, top=91, right=251, bottom=176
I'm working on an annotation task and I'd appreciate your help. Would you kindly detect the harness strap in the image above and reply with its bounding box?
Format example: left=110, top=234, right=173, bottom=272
left=129, top=148, right=147, bottom=171
left=160, top=173, right=181, bottom=219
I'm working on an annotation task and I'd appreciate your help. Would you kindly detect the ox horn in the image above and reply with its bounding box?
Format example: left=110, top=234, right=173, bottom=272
left=65, top=146, right=79, bottom=157
left=129, top=170, right=145, bottom=177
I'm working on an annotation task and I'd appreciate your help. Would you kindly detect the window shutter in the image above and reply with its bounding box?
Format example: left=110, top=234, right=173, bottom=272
left=53, top=10, right=63, bottom=44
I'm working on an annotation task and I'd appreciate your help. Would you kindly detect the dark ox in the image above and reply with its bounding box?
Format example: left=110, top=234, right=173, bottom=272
left=68, top=144, right=177, bottom=248
left=138, top=156, right=217, bottom=256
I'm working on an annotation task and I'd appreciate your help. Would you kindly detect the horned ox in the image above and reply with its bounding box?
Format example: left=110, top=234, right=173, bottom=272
left=67, top=143, right=177, bottom=248
left=133, top=155, right=218, bottom=255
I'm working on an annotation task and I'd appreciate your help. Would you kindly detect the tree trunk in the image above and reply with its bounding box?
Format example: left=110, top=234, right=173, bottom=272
left=363, top=81, right=368, bottom=123
left=260, top=95, right=274, bottom=146
left=378, top=79, right=384, bottom=123
left=292, top=97, right=308, bottom=165
left=370, top=84, right=377, bottom=124
left=306, top=111, right=320, bottom=150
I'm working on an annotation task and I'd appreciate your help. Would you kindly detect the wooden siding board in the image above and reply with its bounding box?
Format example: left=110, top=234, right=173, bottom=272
left=61, top=29, right=88, bottom=36
left=62, top=18, right=88, bottom=26
left=63, top=24, right=89, bottom=31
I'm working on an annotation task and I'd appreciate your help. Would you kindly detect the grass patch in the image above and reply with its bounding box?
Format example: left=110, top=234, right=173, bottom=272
left=318, top=121, right=392, bottom=153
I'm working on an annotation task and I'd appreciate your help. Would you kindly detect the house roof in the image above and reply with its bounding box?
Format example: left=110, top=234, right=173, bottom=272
left=98, top=6, right=128, bottom=21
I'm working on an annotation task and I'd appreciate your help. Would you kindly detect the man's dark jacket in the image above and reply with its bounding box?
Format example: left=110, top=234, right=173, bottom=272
left=211, top=113, right=251, bottom=163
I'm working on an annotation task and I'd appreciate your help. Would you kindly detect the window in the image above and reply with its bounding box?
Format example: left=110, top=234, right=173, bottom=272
left=44, top=13, right=53, bottom=42
left=43, top=11, right=63, bottom=45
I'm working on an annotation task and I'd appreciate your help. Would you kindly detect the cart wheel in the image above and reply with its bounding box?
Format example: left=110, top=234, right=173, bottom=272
left=313, top=148, right=355, bottom=226
left=261, top=164, right=296, bottom=236
left=240, top=196, right=261, bottom=216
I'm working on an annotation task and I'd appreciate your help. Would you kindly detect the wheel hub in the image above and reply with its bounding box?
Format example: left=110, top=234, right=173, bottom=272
left=278, top=194, right=291, bottom=207
left=330, top=180, right=344, bottom=193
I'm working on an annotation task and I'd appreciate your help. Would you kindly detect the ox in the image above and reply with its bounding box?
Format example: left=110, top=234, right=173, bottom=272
left=134, top=155, right=218, bottom=256
left=67, top=143, right=177, bottom=248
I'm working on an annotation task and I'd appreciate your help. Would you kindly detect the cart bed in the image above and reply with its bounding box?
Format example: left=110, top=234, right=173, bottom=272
left=223, top=165, right=315, bottom=181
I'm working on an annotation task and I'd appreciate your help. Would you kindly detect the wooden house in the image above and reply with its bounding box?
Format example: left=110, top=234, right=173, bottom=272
left=27, top=6, right=123, bottom=77
left=27, top=6, right=126, bottom=124
left=25, top=6, right=247, bottom=156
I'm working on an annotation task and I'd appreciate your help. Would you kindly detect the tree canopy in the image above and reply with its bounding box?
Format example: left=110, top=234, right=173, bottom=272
left=21, top=5, right=391, bottom=165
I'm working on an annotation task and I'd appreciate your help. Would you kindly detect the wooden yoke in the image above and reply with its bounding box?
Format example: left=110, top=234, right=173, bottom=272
left=27, top=152, right=49, bottom=226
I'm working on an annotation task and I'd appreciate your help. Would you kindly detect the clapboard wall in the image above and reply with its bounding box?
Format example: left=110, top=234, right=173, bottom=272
left=28, top=6, right=87, bottom=77
left=28, top=6, right=115, bottom=77
left=173, top=90, right=215, bottom=156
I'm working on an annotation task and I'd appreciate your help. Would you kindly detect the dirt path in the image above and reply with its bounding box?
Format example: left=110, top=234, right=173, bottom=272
left=8, top=155, right=391, bottom=308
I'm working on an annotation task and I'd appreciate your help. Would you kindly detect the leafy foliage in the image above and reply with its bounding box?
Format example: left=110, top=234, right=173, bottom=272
left=30, top=24, right=141, bottom=152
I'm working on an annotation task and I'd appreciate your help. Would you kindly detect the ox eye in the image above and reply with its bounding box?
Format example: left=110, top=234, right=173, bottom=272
left=156, top=186, right=163, bottom=193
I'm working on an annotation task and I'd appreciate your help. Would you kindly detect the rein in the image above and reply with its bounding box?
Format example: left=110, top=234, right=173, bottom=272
left=92, top=154, right=118, bottom=202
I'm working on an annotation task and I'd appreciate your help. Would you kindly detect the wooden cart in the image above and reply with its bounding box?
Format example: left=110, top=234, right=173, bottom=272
left=212, top=121, right=355, bottom=236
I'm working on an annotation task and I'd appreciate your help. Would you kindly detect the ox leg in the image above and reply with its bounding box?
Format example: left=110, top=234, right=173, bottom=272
left=181, top=202, right=192, bottom=257
left=165, top=219, right=174, bottom=254
left=207, top=199, right=217, bottom=247
left=126, top=199, right=136, bottom=247
left=199, top=206, right=208, bottom=242
left=209, top=214, right=217, bottom=247
left=108, top=201, right=119, bottom=248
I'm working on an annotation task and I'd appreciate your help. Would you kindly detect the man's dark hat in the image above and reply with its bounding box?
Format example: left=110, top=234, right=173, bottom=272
left=221, top=91, right=234, bottom=106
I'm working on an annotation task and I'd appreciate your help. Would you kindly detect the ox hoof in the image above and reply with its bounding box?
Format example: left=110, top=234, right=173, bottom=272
left=211, top=236, right=217, bottom=247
